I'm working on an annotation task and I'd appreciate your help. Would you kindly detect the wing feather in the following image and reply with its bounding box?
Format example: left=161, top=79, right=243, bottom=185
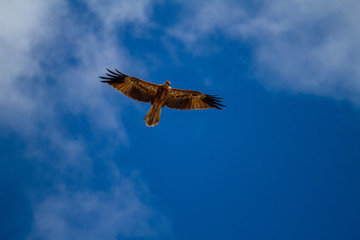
left=164, top=88, right=225, bottom=110
left=100, top=69, right=159, bottom=103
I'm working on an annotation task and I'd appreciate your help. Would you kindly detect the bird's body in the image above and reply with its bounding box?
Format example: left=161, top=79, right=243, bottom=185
left=143, top=82, right=170, bottom=126
left=100, top=69, right=225, bottom=127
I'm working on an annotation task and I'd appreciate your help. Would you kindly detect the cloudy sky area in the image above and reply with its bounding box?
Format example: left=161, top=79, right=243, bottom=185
left=1, top=0, right=360, bottom=239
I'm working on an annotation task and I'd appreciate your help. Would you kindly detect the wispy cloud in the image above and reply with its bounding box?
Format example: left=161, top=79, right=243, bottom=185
left=0, top=0, right=170, bottom=238
left=0, top=0, right=156, bottom=141
left=168, top=0, right=360, bottom=105
left=238, top=0, right=360, bottom=104
left=87, top=0, right=153, bottom=28
left=29, top=168, right=169, bottom=240
left=0, top=0, right=60, bottom=136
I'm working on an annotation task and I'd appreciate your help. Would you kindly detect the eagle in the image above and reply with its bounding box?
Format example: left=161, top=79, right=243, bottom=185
left=100, top=69, right=225, bottom=127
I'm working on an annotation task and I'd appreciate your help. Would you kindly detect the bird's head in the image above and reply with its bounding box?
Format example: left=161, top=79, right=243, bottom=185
left=164, top=81, right=171, bottom=87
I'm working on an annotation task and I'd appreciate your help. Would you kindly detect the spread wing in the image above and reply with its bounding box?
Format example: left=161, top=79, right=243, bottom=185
left=164, top=88, right=225, bottom=110
left=99, top=68, right=159, bottom=103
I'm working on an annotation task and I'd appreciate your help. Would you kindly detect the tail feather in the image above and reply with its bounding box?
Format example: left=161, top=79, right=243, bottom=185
left=144, top=105, right=161, bottom=127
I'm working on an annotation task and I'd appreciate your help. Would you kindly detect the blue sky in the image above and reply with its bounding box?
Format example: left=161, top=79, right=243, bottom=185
left=1, top=0, right=360, bottom=239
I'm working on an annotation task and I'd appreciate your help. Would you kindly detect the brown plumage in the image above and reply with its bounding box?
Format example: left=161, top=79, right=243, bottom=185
left=100, top=68, right=225, bottom=127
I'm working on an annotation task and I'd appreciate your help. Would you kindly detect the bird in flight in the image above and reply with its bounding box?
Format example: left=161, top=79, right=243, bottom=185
left=100, top=69, right=225, bottom=127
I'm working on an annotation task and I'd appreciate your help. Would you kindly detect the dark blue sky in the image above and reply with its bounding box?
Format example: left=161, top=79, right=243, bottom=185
left=1, top=1, right=360, bottom=239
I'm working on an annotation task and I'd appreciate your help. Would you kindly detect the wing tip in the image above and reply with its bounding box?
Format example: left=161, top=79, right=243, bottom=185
left=99, top=68, right=127, bottom=83
left=205, top=94, right=226, bottom=109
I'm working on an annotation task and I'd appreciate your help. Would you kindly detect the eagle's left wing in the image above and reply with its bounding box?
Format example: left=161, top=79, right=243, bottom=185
left=164, top=88, right=225, bottom=110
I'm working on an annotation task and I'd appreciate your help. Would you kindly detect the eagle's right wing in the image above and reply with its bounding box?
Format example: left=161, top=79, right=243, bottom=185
left=100, top=69, right=159, bottom=103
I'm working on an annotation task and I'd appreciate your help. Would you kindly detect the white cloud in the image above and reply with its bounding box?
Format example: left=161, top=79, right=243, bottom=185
left=29, top=169, right=170, bottom=240
left=167, top=0, right=244, bottom=52
left=0, top=0, right=60, bottom=136
left=86, top=0, right=153, bottom=29
left=0, top=0, right=156, bottom=141
left=240, top=0, right=360, bottom=103
left=169, top=0, right=360, bottom=105
left=0, top=0, right=170, bottom=238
